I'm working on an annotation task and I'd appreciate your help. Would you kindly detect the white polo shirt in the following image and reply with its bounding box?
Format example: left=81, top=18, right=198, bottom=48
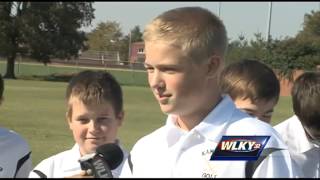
left=29, top=142, right=128, bottom=178
left=274, top=115, right=320, bottom=178
left=120, top=95, right=301, bottom=178
left=0, top=127, right=32, bottom=178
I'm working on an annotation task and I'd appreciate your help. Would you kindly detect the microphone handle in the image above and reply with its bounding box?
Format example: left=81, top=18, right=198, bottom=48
left=92, top=155, right=113, bottom=178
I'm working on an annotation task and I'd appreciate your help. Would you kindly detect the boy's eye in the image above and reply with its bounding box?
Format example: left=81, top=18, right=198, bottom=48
left=162, top=68, right=176, bottom=73
left=97, top=117, right=111, bottom=123
left=145, top=67, right=154, bottom=72
left=77, top=117, right=90, bottom=124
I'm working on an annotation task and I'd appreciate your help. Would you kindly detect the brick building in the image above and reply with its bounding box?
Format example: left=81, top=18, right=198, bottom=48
left=129, top=42, right=145, bottom=64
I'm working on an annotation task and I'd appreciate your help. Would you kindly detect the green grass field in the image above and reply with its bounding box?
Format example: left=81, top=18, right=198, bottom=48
left=0, top=61, right=149, bottom=86
left=0, top=61, right=294, bottom=166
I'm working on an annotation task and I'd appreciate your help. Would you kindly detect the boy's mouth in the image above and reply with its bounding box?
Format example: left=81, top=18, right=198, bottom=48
left=86, top=137, right=103, bottom=140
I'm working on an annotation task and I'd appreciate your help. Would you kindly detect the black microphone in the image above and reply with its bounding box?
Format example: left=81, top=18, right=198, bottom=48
left=78, top=143, right=124, bottom=178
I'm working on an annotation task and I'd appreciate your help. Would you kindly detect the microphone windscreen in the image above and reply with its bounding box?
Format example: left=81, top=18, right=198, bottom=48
left=96, top=143, right=124, bottom=170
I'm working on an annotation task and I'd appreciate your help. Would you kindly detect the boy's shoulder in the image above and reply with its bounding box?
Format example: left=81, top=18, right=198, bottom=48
left=0, top=127, right=26, bottom=141
left=33, top=144, right=80, bottom=170
left=30, top=144, right=81, bottom=178
left=226, top=114, right=288, bottom=149
left=273, top=115, right=297, bottom=132
left=131, top=125, right=167, bottom=152
left=224, top=106, right=276, bottom=135
left=228, top=116, right=274, bottom=134
left=0, top=127, right=30, bottom=152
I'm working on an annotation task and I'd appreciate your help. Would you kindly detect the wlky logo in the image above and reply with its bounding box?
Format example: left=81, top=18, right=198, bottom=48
left=210, top=136, right=270, bottom=161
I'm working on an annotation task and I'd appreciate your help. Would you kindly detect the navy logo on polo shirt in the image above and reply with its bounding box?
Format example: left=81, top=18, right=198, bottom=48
left=210, top=136, right=270, bottom=161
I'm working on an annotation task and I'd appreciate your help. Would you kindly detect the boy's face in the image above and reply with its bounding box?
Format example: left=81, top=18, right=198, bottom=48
left=144, top=42, right=214, bottom=116
left=67, top=97, right=123, bottom=155
left=233, top=97, right=278, bottom=123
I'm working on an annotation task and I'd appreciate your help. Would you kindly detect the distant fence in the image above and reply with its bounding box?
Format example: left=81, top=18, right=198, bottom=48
left=51, top=50, right=145, bottom=70
left=0, top=51, right=148, bottom=86
left=0, top=50, right=145, bottom=71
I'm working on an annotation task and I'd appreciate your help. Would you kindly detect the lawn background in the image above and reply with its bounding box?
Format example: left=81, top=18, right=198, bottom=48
left=0, top=61, right=294, bottom=166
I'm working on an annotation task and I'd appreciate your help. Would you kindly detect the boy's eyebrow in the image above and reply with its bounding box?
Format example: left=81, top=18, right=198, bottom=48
left=75, top=114, right=89, bottom=118
left=144, top=62, right=181, bottom=69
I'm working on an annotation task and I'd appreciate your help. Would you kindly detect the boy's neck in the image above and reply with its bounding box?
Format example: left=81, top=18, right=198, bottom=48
left=176, top=95, right=223, bottom=131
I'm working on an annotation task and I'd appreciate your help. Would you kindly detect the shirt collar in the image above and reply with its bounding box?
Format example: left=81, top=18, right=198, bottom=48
left=61, top=144, right=82, bottom=172
left=195, top=95, right=237, bottom=142
left=291, top=116, right=317, bottom=153
left=165, top=114, right=188, bottom=147
left=165, top=95, right=237, bottom=146
left=60, top=141, right=127, bottom=174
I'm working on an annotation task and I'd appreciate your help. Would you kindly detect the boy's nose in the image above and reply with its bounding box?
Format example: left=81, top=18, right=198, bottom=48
left=149, top=71, right=165, bottom=91
left=88, top=120, right=100, bottom=131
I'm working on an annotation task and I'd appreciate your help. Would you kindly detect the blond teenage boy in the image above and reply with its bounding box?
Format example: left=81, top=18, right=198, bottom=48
left=29, top=70, right=127, bottom=178
left=219, top=59, right=280, bottom=123
left=0, top=75, right=32, bottom=178
left=120, top=7, right=301, bottom=178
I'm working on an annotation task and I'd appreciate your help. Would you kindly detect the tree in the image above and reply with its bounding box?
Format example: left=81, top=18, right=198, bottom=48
left=0, top=2, right=94, bottom=78
left=226, top=33, right=268, bottom=65
left=130, top=25, right=143, bottom=43
left=87, top=23, right=144, bottom=63
left=297, top=10, right=320, bottom=41
left=86, top=21, right=123, bottom=52
left=268, top=10, right=320, bottom=80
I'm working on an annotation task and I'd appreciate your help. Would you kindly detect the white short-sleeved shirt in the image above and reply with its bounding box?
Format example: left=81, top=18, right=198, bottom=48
left=120, top=95, right=301, bottom=178
left=0, top=127, right=32, bottom=178
left=274, top=115, right=320, bottom=178
left=29, top=142, right=128, bottom=178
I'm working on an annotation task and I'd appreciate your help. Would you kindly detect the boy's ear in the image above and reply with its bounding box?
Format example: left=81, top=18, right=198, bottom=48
left=117, top=111, right=125, bottom=126
left=206, top=55, right=222, bottom=78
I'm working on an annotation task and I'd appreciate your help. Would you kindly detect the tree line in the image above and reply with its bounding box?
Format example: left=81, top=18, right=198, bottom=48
left=0, top=2, right=319, bottom=80
left=226, top=10, right=320, bottom=80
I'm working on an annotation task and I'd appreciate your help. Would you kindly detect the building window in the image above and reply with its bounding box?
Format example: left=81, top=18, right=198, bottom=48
left=137, top=48, right=144, bottom=54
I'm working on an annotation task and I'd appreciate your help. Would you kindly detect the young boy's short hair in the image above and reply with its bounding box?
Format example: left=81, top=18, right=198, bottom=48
left=292, top=72, right=320, bottom=130
left=219, top=59, right=280, bottom=103
left=66, top=70, right=123, bottom=118
left=143, top=6, right=228, bottom=64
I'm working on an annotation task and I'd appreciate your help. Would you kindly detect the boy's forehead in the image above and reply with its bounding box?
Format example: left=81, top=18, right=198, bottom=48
left=235, top=97, right=277, bottom=110
left=144, top=42, right=192, bottom=63
left=68, top=95, right=111, bottom=106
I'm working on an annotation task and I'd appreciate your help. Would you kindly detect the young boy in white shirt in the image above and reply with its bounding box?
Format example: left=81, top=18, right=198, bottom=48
left=0, top=75, right=33, bottom=178
left=275, top=72, right=320, bottom=178
left=120, top=6, right=301, bottom=178
left=29, top=70, right=128, bottom=178
left=219, top=59, right=280, bottom=123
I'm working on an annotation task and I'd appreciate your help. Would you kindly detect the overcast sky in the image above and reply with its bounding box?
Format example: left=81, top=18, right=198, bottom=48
left=82, top=2, right=320, bottom=41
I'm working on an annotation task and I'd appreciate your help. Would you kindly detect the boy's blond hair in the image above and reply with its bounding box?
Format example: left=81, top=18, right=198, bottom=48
left=143, top=7, right=227, bottom=64
left=66, top=70, right=123, bottom=119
